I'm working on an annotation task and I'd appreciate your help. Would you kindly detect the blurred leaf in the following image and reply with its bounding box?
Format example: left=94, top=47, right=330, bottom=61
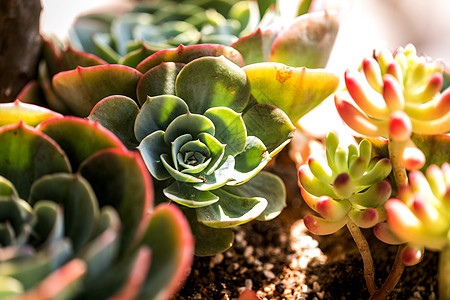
left=231, top=28, right=278, bottom=64
left=0, top=101, right=62, bottom=127
left=412, top=133, right=450, bottom=170
left=243, top=62, right=339, bottom=122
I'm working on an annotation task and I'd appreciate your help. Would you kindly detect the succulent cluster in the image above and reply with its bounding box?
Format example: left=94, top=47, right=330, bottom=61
left=299, top=132, right=392, bottom=235
left=0, top=101, right=193, bottom=299
left=335, top=44, right=450, bottom=172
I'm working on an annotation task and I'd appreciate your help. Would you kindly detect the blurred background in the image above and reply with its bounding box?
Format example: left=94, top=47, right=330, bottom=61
left=39, top=0, right=450, bottom=139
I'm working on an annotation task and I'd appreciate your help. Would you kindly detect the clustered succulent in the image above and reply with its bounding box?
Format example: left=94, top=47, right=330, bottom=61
left=298, top=44, right=450, bottom=299
left=0, top=101, right=194, bottom=299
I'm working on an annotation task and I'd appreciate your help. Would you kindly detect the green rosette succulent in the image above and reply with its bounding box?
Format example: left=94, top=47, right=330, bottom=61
left=0, top=101, right=194, bottom=299
left=299, top=132, right=393, bottom=235
left=87, top=54, right=299, bottom=255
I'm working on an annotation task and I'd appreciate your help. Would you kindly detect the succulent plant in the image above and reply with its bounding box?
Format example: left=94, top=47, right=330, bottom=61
left=299, top=132, right=392, bottom=236
left=0, top=101, right=194, bottom=299
left=334, top=44, right=450, bottom=185
left=379, top=163, right=450, bottom=298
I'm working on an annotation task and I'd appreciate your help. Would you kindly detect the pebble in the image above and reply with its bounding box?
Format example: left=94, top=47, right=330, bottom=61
left=263, top=270, right=276, bottom=279
left=244, top=246, right=254, bottom=257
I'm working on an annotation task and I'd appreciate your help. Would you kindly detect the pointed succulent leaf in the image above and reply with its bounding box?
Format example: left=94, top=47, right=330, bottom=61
left=28, top=173, right=99, bottom=252
left=0, top=101, right=63, bottom=127
left=175, top=56, right=251, bottom=114
left=12, top=259, right=86, bottom=300
left=0, top=122, right=71, bottom=199
left=37, top=117, right=126, bottom=171
left=135, top=95, right=189, bottom=142
left=119, top=45, right=158, bottom=68
left=223, top=171, right=286, bottom=221
left=138, top=204, right=194, bottom=300
left=230, top=28, right=278, bottom=64
left=79, top=149, right=152, bottom=251
left=164, top=113, right=215, bottom=144
left=52, top=65, right=142, bottom=116
left=196, top=188, right=268, bottom=228
left=243, top=62, right=339, bottom=122
left=269, top=11, right=339, bottom=68
left=60, top=46, right=107, bottom=70
left=204, top=107, right=246, bottom=157
left=136, top=62, right=185, bottom=105
left=136, top=44, right=245, bottom=73
left=88, top=95, right=140, bottom=149
left=163, top=181, right=220, bottom=208
left=90, top=32, right=121, bottom=64
left=243, top=103, right=295, bottom=155
left=138, top=131, right=171, bottom=181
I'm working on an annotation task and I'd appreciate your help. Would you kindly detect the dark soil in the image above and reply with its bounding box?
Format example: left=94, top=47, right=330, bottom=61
left=173, top=147, right=439, bottom=300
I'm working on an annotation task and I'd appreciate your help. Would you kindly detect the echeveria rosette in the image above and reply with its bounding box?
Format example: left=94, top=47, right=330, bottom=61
left=0, top=101, right=194, bottom=299
left=334, top=44, right=450, bottom=186
left=375, top=163, right=450, bottom=298
left=299, top=132, right=392, bottom=235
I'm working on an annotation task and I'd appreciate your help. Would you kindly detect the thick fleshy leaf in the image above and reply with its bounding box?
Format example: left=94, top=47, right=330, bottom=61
left=52, top=65, right=142, bottom=116
left=196, top=188, right=268, bottom=228
left=243, top=62, right=339, bottom=122
left=136, top=62, right=185, bottom=105
left=79, top=149, right=152, bottom=251
left=88, top=95, right=140, bottom=149
left=230, top=28, right=278, bottom=64
left=223, top=171, right=286, bottom=221
left=138, top=131, right=171, bottom=180
left=0, top=276, right=23, bottom=297
left=33, top=200, right=64, bottom=247
left=0, top=101, right=62, bottom=127
left=194, top=155, right=236, bottom=191
left=136, top=44, right=245, bottom=74
left=269, top=11, right=339, bottom=68
left=60, top=46, right=107, bottom=70
left=138, top=204, right=194, bottom=300
left=119, top=45, right=158, bottom=68
left=0, top=122, right=71, bottom=199
left=164, top=113, right=215, bottom=144
left=37, top=117, right=126, bottom=171
left=29, top=174, right=99, bottom=252
left=204, top=107, right=246, bottom=157
left=175, top=56, right=251, bottom=114
left=198, top=133, right=226, bottom=175
left=13, top=259, right=86, bottom=300
left=135, top=95, right=189, bottom=142
left=161, top=154, right=204, bottom=183
left=243, top=103, right=295, bottom=155
left=181, top=206, right=234, bottom=256
left=69, top=14, right=112, bottom=56
left=163, top=181, right=219, bottom=208
left=0, top=239, right=73, bottom=290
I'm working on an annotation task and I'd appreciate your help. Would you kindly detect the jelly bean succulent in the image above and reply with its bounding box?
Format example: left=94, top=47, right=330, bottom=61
left=297, top=44, right=450, bottom=299
left=0, top=101, right=194, bottom=299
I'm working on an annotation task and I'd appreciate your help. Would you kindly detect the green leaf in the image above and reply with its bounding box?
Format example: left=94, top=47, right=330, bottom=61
left=172, top=134, right=194, bottom=171
left=69, top=14, right=112, bottom=56
left=198, top=133, right=226, bottom=175
left=164, top=113, right=215, bottom=144
left=269, top=11, right=340, bottom=68
left=161, top=154, right=204, bottom=183
left=136, top=62, right=185, bottom=105
left=194, top=155, right=235, bottom=190
left=52, top=65, right=142, bottom=117
left=0, top=122, right=71, bottom=199
left=79, top=149, right=152, bottom=252
left=243, top=62, right=339, bottom=122
left=138, top=130, right=171, bottom=180
left=181, top=206, right=234, bottom=256
left=136, top=44, right=245, bottom=74
left=163, top=181, right=219, bottom=208
left=135, top=95, right=189, bottom=142
left=230, top=28, right=278, bottom=64
left=175, top=56, right=251, bottom=114
left=138, top=204, right=194, bottom=300
left=111, top=13, right=153, bottom=56
left=91, top=33, right=120, bottom=64
left=412, top=133, right=450, bottom=170
left=204, top=107, right=246, bottom=157
left=88, top=95, right=140, bottom=149
left=37, top=117, right=126, bottom=171
left=0, top=101, right=63, bottom=127
left=29, top=174, right=99, bottom=252
left=61, top=46, right=107, bottom=70
left=0, top=276, right=24, bottom=297
left=223, top=171, right=286, bottom=221
left=243, top=103, right=295, bottom=155
left=33, top=200, right=64, bottom=247
left=118, top=45, right=157, bottom=68
left=196, top=188, right=267, bottom=228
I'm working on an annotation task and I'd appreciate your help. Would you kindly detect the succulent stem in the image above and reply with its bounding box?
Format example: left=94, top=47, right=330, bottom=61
left=346, top=220, right=376, bottom=296
left=370, top=244, right=406, bottom=300
left=439, top=243, right=450, bottom=299
left=388, top=138, right=408, bottom=186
